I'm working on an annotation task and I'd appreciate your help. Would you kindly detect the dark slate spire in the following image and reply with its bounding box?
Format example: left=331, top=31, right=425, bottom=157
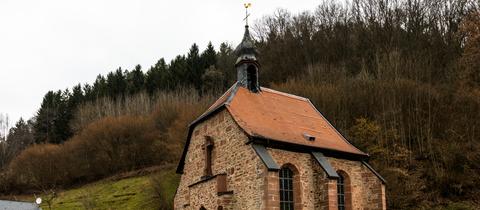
left=234, top=25, right=258, bottom=65
left=235, top=25, right=260, bottom=93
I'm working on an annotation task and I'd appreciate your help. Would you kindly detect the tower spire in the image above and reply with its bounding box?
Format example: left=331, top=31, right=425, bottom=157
left=235, top=3, right=260, bottom=93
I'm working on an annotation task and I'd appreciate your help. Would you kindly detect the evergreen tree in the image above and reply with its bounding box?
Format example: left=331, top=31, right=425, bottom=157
left=92, top=75, right=108, bottom=98
left=106, top=68, right=127, bottom=99
left=65, top=84, right=84, bottom=133
left=69, top=84, right=84, bottom=107
left=54, top=89, right=73, bottom=142
left=83, top=83, right=94, bottom=101
left=1, top=118, right=34, bottom=167
left=33, top=91, right=64, bottom=144
left=217, top=42, right=236, bottom=88
left=33, top=88, right=80, bottom=144
left=146, top=58, right=169, bottom=94
left=186, top=44, right=203, bottom=90
left=201, top=42, right=217, bottom=69
left=170, top=55, right=188, bottom=88
left=127, top=64, right=145, bottom=95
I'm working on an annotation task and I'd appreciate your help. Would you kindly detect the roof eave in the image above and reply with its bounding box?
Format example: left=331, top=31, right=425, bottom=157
left=249, top=135, right=370, bottom=161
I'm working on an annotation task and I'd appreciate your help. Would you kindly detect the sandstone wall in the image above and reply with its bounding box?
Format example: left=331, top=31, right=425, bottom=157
left=329, top=157, right=386, bottom=210
left=267, top=148, right=386, bottom=210
left=174, top=110, right=266, bottom=210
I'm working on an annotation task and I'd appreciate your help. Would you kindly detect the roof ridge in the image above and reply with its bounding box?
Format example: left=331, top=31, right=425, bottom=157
left=260, top=87, right=309, bottom=101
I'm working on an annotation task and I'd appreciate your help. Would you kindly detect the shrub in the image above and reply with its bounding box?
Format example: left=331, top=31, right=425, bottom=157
left=150, top=169, right=179, bottom=210
left=9, top=144, right=66, bottom=189
left=6, top=115, right=162, bottom=191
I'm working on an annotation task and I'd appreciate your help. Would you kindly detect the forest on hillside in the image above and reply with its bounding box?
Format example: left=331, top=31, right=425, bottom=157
left=1, top=0, right=480, bottom=209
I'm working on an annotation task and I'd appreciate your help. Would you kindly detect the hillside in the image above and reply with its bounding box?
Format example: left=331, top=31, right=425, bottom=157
left=2, top=167, right=178, bottom=210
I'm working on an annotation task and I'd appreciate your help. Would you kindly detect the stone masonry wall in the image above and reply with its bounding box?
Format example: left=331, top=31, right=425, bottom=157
left=174, top=110, right=266, bottom=210
left=329, top=157, right=386, bottom=210
left=267, top=148, right=328, bottom=210
left=267, top=148, right=386, bottom=210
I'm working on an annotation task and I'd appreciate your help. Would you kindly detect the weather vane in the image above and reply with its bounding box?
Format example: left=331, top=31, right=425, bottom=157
left=244, top=3, right=252, bottom=26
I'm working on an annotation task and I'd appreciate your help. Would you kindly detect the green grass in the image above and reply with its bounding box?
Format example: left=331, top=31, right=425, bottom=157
left=31, top=168, right=179, bottom=210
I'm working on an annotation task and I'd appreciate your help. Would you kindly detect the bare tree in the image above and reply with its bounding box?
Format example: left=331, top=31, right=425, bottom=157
left=0, top=113, right=10, bottom=168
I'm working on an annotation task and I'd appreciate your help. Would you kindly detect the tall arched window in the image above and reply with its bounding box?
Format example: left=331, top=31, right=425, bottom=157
left=279, top=167, right=294, bottom=210
left=337, top=174, right=346, bottom=210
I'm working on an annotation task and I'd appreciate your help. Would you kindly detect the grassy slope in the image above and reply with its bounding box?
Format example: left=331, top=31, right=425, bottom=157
left=10, top=167, right=179, bottom=210
left=44, top=175, right=154, bottom=210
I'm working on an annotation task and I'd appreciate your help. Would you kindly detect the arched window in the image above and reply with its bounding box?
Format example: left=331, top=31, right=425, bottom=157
left=200, top=206, right=206, bottom=210
left=279, top=167, right=294, bottom=210
left=246, top=65, right=258, bottom=92
left=336, top=170, right=352, bottom=210
left=337, top=174, right=346, bottom=210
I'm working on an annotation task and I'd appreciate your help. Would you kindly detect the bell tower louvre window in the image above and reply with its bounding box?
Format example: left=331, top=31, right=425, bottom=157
left=247, top=65, right=258, bottom=92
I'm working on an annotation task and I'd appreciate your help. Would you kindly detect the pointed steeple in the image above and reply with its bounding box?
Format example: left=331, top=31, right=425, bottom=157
left=235, top=25, right=260, bottom=92
left=235, top=25, right=258, bottom=65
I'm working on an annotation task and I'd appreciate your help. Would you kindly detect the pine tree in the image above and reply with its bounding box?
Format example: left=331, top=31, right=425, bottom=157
left=33, top=91, right=64, bottom=144
left=170, top=55, right=188, bottom=88
left=83, top=83, right=94, bottom=101
left=201, top=42, right=217, bottom=69
left=146, top=58, right=169, bottom=94
left=106, top=68, right=127, bottom=99
left=70, top=84, right=85, bottom=107
left=92, top=75, right=108, bottom=98
left=53, top=89, right=73, bottom=142
left=65, top=84, right=84, bottom=134
left=217, top=42, right=236, bottom=88
left=127, top=64, right=145, bottom=95
left=7, top=118, right=34, bottom=153
left=0, top=118, right=34, bottom=167
left=186, top=43, right=203, bottom=90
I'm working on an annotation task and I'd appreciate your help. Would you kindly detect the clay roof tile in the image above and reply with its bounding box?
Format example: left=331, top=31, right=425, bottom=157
left=176, top=84, right=367, bottom=173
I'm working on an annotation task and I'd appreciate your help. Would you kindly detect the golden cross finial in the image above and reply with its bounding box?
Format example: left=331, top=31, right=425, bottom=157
left=243, top=3, right=252, bottom=26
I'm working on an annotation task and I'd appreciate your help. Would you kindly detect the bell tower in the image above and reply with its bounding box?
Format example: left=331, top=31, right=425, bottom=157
left=235, top=3, right=260, bottom=93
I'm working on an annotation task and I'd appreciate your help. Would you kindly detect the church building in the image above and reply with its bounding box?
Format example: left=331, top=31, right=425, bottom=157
left=174, top=24, right=386, bottom=210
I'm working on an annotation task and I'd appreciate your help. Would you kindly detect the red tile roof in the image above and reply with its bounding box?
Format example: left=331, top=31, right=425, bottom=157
left=226, top=87, right=366, bottom=156
left=177, top=84, right=367, bottom=173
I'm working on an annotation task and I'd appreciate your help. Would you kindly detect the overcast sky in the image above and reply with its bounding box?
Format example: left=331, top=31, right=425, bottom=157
left=0, top=0, right=320, bottom=124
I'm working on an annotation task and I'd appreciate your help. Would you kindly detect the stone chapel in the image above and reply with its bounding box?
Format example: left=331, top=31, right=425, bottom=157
left=174, top=24, right=387, bottom=210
